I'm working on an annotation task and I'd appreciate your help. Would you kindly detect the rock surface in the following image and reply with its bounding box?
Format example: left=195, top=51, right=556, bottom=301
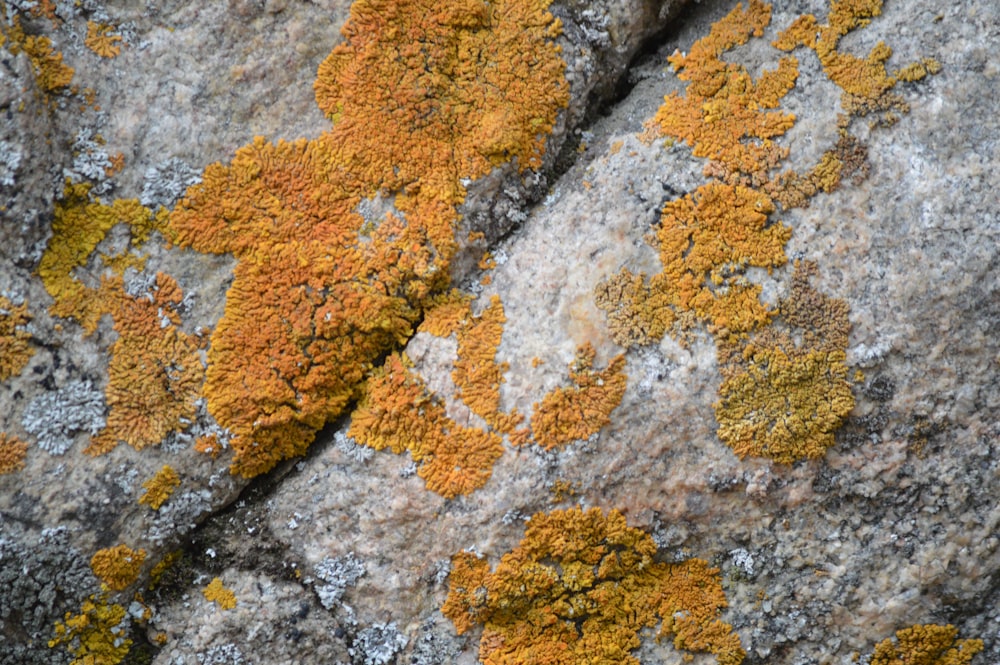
left=1, top=0, right=998, bottom=664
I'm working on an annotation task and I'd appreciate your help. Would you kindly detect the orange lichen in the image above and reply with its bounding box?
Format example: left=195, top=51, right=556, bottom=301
left=652, top=0, right=796, bottom=185
left=171, top=0, right=568, bottom=477
left=90, top=545, right=147, bottom=591
left=442, top=507, right=744, bottom=665
left=597, top=0, right=937, bottom=464
left=419, top=290, right=475, bottom=338
left=137, top=465, right=181, bottom=510
left=83, top=273, right=203, bottom=455
left=657, top=183, right=790, bottom=334
left=202, top=577, right=237, bottom=610
left=350, top=352, right=504, bottom=498
left=452, top=296, right=524, bottom=434
left=0, top=433, right=29, bottom=474
left=773, top=0, right=941, bottom=125
left=314, top=0, right=569, bottom=183
left=194, top=434, right=223, bottom=458
left=766, top=133, right=870, bottom=210
left=0, top=295, right=34, bottom=381
left=594, top=268, right=674, bottom=347
left=49, top=591, right=132, bottom=665
left=85, top=22, right=123, bottom=58
left=172, top=142, right=419, bottom=477
left=870, top=624, right=983, bottom=665
left=596, top=183, right=790, bottom=345
left=528, top=344, right=627, bottom=450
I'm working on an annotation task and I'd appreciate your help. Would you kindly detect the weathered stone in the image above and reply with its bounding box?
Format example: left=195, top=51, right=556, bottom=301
left=2, top=0, right=998, bottom=663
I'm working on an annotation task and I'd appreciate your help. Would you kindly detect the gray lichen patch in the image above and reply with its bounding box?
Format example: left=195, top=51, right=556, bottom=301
left=22, top=379, right=106, bottom=455
left=314, top=552, right=366, bottom=611
left=0, top=526, right=97, bottom=665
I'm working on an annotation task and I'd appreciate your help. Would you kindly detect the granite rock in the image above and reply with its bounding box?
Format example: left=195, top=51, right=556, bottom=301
left=1, top=0, right=998, bottom=664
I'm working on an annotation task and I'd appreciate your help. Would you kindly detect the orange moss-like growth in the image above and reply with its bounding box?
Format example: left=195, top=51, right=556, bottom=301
left=773, top=0, right=941, bottom=124
left=451, top=296, right=525, bottom=434
left=349, top=352, right=504, bottom=498
left=0, top=433, right=29, bottom=474
left=314, top=0, right=569, bottom=188
left=0, top=295, right=34, bottom=381
left=138, top=465, right=180, bottom=510
left=49, top=591, right=132, bottom=665
left=90, top=545, right=147, bottom=591
left=443, top=507, right=744, bottom=665
left=83, top=273, right=203, bottom=455
left=171, top=0, right=568, bottom=477
left=871, top=624, right=983, bottom=665
left=656, top=183, right=789, bottom=334
left=528, top=344, right=628, bottom=450
left=202, top=577, right=237, bottom=610
left=653, top=0, right=796, bottom=185
left=84, top=21, right=122, bottom=58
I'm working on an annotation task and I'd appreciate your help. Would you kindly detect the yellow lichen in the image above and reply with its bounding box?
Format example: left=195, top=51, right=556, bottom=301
left=715, top=342, right=853, bottom=463
left=202, top=577, right=237, bottom=610
left=1, top=14, right=74, bottom=92
left=84, top=21, right=122, bottom=58
left=137, top=465, right=180, bottom=510
left=38, top=182, right=165, bottom=332
left=870, top=624, right=983, bottom=665
left=714, top=263, right=855, bottom=463
left=170, top=0, right=568, bottom=477
left=49, top=591, right=132, bottom=665
left=0, top=432, right=29, bottom=474
left=442, top=507, right=744, bottom=665
left=349, top=352, right=504, bottom=498
left=90, top=545, right=147, bottom=591
left=83, top=273, right=203, bottom=455
left=528, top=344, right=628, bottom=450
left=0, top=295, right=34, bottom=381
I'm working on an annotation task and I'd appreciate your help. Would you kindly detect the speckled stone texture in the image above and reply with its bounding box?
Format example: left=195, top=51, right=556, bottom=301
left=2, top=0, right=998, bottom=664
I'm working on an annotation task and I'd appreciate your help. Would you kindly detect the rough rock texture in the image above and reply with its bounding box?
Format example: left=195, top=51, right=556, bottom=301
left=1, top=0, right=998, bottom=664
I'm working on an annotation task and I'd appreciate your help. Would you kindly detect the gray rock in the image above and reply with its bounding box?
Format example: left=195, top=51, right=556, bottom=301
left=2, top=0, right=998, bottom=664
